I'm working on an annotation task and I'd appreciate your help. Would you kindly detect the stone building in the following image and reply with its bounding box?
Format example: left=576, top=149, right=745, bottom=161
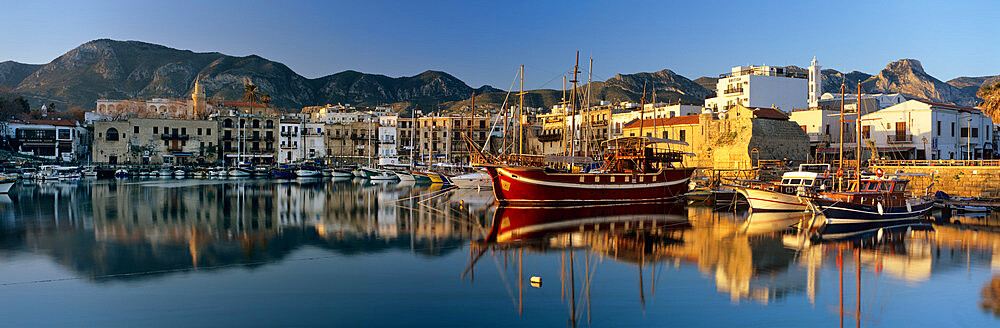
left=325, top=121, right=369, bottom=164
left=92, top=118, right=219, bottom=165
left=413, top=116, right=492, bottom=165
left=622, top=104, right=809, bottom=169
left=217, top=114, right=278, bottom=165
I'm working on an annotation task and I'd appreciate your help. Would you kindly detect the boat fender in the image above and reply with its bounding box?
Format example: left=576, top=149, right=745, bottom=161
left=906, top=202, right=912, bottom=213
left=530, top=276, right=542, bottom=287
left=877, top=202, right=884, bottom=215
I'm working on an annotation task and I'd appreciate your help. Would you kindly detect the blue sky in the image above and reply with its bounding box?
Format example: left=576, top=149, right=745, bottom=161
left=2, top=0, right=998, bottom=90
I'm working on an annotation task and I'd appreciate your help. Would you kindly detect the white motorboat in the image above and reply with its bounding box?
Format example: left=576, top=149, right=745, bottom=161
left=228, top=168, right=252, bottom=177
left=296, top=168, right=323, bottom=178
left=173, top=169, right=186, bottom=177
left=331, top=168, right=354, bottom=178
left=0, top=175, right=16, bottom=194
left=450, top=171, right=491, bottom=189
left=82, top=166, right=98, bottom=177
left=729, top=164, right=833, bottom=213
left=115, top=169, right=129, bottom=178
left=394, top=171, right=416, bottom=182
left=321, top=169, right=334, bottom=177
left=156, top=169, right=173, bottom=177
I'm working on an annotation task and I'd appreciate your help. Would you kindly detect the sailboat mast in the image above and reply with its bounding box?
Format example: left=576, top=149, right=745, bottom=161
left=569, top=51, right=579, bottom=158
left=855, top=82, right=862, bottom=191
left=521, top=65, right=527, bottom=155
left=838, top=83, right=845, bottom=191
left=639, top=82, right=647, bottom=138
left=585, top=57, right=593, bottom=158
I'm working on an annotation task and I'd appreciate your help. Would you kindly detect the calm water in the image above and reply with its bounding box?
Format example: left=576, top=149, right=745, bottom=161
left=1, top=178, right=999, bottom=327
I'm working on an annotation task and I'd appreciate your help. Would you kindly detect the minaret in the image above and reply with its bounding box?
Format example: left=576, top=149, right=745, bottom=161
left=190, top=76, right=207, bottom=118
left=808, top=57, right=821, bottom=108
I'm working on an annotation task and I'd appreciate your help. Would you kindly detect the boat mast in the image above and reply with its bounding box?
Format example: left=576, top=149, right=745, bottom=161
left=838, top=83, right=845, bottom=192
left=855, top=82, right=862, bottom=191
left=585, top=57, right=593, bottom=158
left=410, top=112, right=415, bottom=169
left=569, top=51, right=579, bottom=158
left=639, top=82, right=647, bottom=138
left=519, top=65, right=525, bottom=155
left=562, top=75, right=568, bottom=157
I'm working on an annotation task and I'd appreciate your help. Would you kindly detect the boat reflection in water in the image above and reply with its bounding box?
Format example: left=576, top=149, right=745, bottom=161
left=487, top=201, right=689, bottom=243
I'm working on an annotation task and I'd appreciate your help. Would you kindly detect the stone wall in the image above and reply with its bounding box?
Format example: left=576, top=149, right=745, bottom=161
left=869, top=165, right=1000, bottom=198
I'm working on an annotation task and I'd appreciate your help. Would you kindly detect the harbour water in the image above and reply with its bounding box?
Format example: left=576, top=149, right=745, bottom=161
left=1, top=178, right=999, bottom=326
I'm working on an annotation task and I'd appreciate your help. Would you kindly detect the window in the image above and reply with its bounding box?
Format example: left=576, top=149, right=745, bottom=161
left=861, top=125, right=871, bottom=139
left=662, top=131, right=668, bottom=139
left=153, top=127, right=159, bottom=134
left=133, top=126, right=139, bottom=133
left=961, top=127, right=969, bottom=138
left=181, top=128, right=187, bottom=135
left=972, top=127, right=979, bottom=138
left=207, top=129, right=211, bottom=135
left=679, top=130, right=686, bottom=142
left=937, top=121, right=941, bottom=136
left=197, top=128, right=202, bottom=135
left=951, top=122, right=955, bottom=137
left=105, top=128, right=119, bottom=141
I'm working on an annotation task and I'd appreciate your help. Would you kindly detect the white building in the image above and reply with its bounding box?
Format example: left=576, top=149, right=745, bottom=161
left=378, top=115, right=398, bottom=165
left=705, top=63, right=811, bottom=113
left=4, top=119, right=89, bottom=161
left=278, top=119, right=301, bottom=163
left=860, top=100, right=994, bottom=160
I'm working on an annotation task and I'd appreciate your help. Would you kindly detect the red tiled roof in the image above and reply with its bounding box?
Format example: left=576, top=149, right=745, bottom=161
left=750, top=108, right=789, bottom=120
left=622, top=115, right=699, bottom=130
left=23, top=119, right=77, bottom=127
left=219, top=101, right=272, bottom=108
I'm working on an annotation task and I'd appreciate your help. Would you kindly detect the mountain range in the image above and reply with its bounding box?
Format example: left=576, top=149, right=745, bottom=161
left=1, top=39, right=996, bottom=114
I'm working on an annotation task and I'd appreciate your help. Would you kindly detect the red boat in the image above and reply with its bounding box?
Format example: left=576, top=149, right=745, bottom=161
left=479, top=136, right=695, bottom=205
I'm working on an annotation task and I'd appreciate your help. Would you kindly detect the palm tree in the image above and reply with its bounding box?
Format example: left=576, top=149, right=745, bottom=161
left=242, top=79, right=261, bottom=113
left=977, top=79, right=1000, bottom=122
left=260, top=93, right=271, bottom=108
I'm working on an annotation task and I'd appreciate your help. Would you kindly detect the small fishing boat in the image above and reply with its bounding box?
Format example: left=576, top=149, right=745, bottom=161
left=808, top=174, right=933, bottom=241
left=272, top=167, right=297, bottom=179
left=331, top=168, right=355, bottom=178
left=728, top=164, right=834, bottom=213
left=450, top=171, right=490, bottom=189
left=157, top=169, right=173, bottom=177
left=411, top=171, right=433, bottom=183
left=296, top=167, right=323, bottom=178
left=394, top=171, right=416, bottom=181
left=227, top=167, right=252, bottom=177
left=115, top=169, right=129, bottom=178
left=173, top=169, right=186, bottom=177
left=361, top=167, right=398, bottom=180
left=320, top=168, right=334, bottom=177
left=82, top=166, right=98, bottom=177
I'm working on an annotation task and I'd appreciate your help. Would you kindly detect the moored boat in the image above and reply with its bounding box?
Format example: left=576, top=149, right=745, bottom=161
left=0, top=174, right=16, bottom=194
left=729, top=164, right=834, bottom=213
left=451, top=171, right=491, bottom=189
left=480, top=136, right=694, bottom=205
left=808, top=175, right=933, bottom=240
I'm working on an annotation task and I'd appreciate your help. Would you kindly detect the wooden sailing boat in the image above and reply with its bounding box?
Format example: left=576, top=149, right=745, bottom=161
left=806, top=83, right=933, bottom=240
left=471, top=53, right=695, bottom=205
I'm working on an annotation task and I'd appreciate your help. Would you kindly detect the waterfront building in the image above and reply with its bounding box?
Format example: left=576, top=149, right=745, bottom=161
left=325, top=121, right=370, bottom=164
left=705, top=62, right=811, bottom=113
left=414, top=115, right=492, bottom=164
left=609, top=102, right=705, bottom=138
left=277, top=119, right=326, bottom=164
left=788, top=97, right=879, bottom=159
left=859, top=100, right=995, bottom=160
left=622, top=104, right=809, bottom=169
left=277, top=119, right=301, bottom=163
left=92, top=118, right=219, bottom=165
left=378, top=115, right=398, bottom=165
left=217, top=113, right=277, bottom=165
left=4, top=118, right=90, bottom=161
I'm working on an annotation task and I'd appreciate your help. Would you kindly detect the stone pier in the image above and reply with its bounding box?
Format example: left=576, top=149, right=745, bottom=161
left=870, top=165, right=1000, bottom=198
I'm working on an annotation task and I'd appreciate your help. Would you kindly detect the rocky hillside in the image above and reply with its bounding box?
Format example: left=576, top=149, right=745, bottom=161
left=0, top=61, right=42, bottom=89
left=3, top=39, right=499, bottom=111
left=860, top=59, right=978, bottom=106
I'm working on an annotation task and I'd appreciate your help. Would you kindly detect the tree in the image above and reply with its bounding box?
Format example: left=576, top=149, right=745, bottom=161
left=241, top=79, right=260, bottom=114
left=978, top=79, right=1000, bottom=123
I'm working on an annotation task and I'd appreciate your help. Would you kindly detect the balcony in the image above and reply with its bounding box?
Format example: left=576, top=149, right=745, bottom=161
left=280, top=131, right=296, bottom=137
left=723, top=87, right=744, bottom=95
left=222, top=135, right=234, bottom=141
left=246, top=135, right=262, bottom=141
left=886, top=134, right=913, bottom=144
left=160, top=133, right=190, bottom=140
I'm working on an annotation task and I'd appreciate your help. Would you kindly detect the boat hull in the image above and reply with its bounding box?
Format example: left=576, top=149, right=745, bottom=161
left=296, top=170, right=322, bottom=178
left=0, top=181, right=14, bottom=193
left=734, top=187, right=808, bottom=212
left=486, top=166, right=694, bottom=205
left=811, top=198, right=933, bottom=240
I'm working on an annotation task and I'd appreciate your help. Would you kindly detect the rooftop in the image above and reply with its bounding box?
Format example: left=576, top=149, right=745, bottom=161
left=622, top=115, right=700, bottom=130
